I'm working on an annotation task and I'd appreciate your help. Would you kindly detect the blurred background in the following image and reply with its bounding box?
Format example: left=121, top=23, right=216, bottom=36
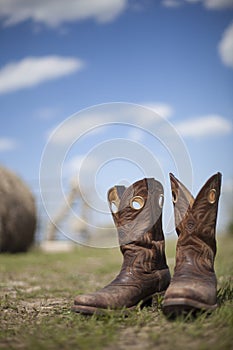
left=0, top=0, right=232, bottom=248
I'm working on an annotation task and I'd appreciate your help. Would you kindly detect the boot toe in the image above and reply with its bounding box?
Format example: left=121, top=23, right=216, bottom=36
left=74, top=290, right=122, bottom=309
left=74, top=293, right=99, bottom=307
left=163, top=278, right=217, bottom=314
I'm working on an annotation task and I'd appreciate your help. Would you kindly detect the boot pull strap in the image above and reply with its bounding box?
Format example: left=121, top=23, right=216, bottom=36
left=107, top=186, right=126, bottom=214
left=169, top=173, right=194, bottom=233
left=170, top=173, right=194, bottom=207
left=193, top=172, right=222, bottom=209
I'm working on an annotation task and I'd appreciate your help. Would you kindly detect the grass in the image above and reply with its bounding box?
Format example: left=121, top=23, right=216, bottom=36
left=0, top=234, right=232, bottom=350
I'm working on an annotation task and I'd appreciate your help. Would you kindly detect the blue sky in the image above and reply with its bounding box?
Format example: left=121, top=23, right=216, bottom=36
left=0, top=0, right=233, bottom=242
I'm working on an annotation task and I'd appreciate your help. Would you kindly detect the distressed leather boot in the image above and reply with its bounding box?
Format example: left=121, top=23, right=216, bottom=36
left=72, top=178, right=171, bottom=315
left=162, top=172, right=222, bottom=317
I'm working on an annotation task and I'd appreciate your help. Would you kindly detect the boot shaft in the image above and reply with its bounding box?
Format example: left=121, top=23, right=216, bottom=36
left=107, top=178, right=168, bottom=272
left=108, top=178, right=165, bottom=246
left=170, top=172, right=222, bottom=273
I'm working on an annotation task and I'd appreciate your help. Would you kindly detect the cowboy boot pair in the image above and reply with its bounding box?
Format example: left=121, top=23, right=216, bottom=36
left=72, top=173, right=221, bottom=315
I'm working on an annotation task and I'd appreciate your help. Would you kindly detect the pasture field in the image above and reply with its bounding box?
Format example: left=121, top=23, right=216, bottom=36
left=0, top=234, right=232, bottom=350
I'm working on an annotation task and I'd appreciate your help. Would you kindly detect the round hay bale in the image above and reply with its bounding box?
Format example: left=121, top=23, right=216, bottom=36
left=0, top=166, right=37, bottom=253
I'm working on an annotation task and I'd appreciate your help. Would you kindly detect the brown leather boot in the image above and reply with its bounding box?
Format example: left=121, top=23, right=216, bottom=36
left=72, top=178, right=171, bottom=315
left=162, top=172, right=222, bottom=317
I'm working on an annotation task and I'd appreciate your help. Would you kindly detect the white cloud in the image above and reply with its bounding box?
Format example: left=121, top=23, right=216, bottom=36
left=202, top=0, right=233, bottom=9
left=0, top=137, right=18, bottom=151
left=175, top=115, right=233, bottom=138
left=0, top=56, right=84, bottom=94
left=0, top=0, right=127, bottom=27
left=218, top=22, right=233, bottom=68
left=127, top=102, right=173, bottom=141
left=48, top=103, right=174, bottom=146
left=166, top=0, right=233, bottom=9
left=162, top=0, right=181, bottom=7
left=143, top=102, right=174, bottom=119
left=130, top=102, right=174, bottom=129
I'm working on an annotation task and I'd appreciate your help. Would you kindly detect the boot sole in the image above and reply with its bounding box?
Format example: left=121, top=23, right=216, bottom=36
left=162, top=298, right=217, bottom=318
left=71, top=292, right=164, bottom=316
